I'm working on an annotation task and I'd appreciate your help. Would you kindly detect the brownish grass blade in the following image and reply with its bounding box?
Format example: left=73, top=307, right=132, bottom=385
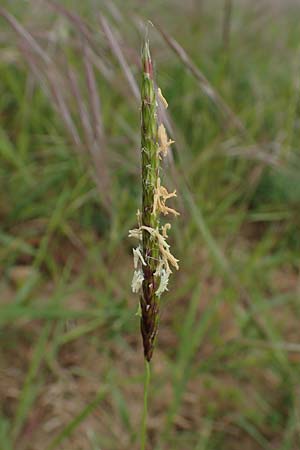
left=67, top=65, right=94, bottom=148
left=1, top=7, right=112, bottom=210
left=0, top=8, right=51, bottom=65
left=154, top=22, right=247, bottom=135
left=45, top=0, right=92, bottom=43
left=99, top=15, right=140, bottom=100
left=82, top=40, right=104, bottom=143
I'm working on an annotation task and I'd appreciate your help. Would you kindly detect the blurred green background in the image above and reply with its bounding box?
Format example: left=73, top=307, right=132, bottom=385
left=1, top=0, right=300, bottom=449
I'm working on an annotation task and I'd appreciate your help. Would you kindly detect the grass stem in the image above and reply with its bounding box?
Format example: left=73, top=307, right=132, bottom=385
left=141, top=360, right=151, bottom=450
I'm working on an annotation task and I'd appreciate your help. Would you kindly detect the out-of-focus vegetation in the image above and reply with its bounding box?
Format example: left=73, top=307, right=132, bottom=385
left=1, top=1, right=300, bottom=449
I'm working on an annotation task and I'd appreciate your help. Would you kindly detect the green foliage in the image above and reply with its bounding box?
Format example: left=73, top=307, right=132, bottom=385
left=1, top=1, right=300, bottom=449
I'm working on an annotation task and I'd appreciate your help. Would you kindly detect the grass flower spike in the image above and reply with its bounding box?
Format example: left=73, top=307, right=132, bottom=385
left=129, top=40, right=179, bottom=362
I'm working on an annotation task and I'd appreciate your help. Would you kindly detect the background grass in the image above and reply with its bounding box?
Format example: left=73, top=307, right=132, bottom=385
left=1, top=0, right=300, bottom=449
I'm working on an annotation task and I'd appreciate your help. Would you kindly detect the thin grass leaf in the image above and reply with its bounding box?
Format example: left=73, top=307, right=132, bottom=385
left=154, top=22, right=246, bottom=135
left=166, top=289, right=221, bottom=432
left=13, top=323, right=52, bottom=439
left=45, top=0, right=92, bottom=43
left=99, top=15, right=139, bottom=100
left=67, top=65, right=94, bottom=148
left=82, top=41, right=104, bottom=142
left=0, top=8, right=51, bottom=65
left=0, top=305, right=100, bottom=324
left=47, top=0, right=113, bottom=81
left=46, top=388, right=107, bottom=450
left=3, top=13, right=82, bottom=150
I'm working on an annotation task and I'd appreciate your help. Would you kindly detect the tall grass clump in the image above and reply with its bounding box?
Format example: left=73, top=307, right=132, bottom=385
left=129, top=37, right=179, bottom=448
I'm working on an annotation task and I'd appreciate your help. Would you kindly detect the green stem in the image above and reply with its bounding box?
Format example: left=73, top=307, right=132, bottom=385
left=141, top=360, right=151, bottom=450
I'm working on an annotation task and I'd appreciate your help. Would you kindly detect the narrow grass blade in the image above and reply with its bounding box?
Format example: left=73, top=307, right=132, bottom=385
left=12, top=323, right=51, bottom=439
left=155, top=23, right=246, bottom=135
left=99, top=15, right=139, bottom=100
left=46, top=388, right=107, bottom=450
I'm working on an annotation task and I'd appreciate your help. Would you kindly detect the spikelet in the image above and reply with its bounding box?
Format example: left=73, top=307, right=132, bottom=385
left=158, top=123, right=175, bottom=158
left=153, top=178, right=180, bottom=216
left=157, top=87, right=168, bottom=109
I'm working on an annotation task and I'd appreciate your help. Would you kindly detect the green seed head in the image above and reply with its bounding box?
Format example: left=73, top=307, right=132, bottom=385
left=129, top=39, right=179, bottom=361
